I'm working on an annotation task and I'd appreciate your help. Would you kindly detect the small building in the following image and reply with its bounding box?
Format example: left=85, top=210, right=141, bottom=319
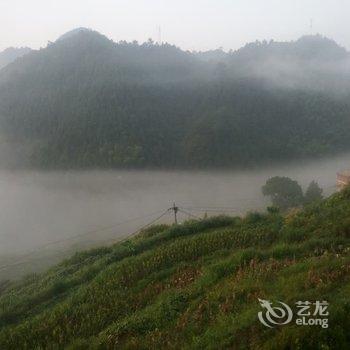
left=337, top=171, right=350, bottom=190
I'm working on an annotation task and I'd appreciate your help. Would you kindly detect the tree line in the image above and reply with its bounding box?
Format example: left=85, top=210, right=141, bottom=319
left=262, top=176, right=323, bottom=211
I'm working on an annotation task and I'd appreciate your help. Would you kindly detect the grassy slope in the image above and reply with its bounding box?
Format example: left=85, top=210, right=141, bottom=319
left=0, top=190, right=350, bottom=349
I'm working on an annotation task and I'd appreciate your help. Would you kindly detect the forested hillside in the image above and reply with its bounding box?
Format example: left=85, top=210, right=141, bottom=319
left=0, top=187, right=349, bottom=349
left=1, top=29, right=350, bottom=169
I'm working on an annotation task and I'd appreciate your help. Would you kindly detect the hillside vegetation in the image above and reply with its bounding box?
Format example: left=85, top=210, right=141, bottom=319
left=1, top=30, right=350, bottom=169
left=0, top=188, right=350, bottom=349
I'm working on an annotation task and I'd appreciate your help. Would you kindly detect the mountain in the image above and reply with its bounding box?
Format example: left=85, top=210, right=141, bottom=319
left=230, top=35, right=348, bottom=64
left=0, top=29, right=198, bottom=86
left=0, top=47, right=31, bottom=70
left=0, top=30, right=350, bottom=169
left=0, top=188, right=349, bottom=349
left=224, top=35, right=350, bottom=89
left=56, top=27, right=93, bottom=41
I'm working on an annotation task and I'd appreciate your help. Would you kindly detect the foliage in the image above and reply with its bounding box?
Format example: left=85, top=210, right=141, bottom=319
left=0, top=189, right=349, bottom=349
left=262, top=176, right=304, bottom=210
left=1, top=31, right=350, bottom=169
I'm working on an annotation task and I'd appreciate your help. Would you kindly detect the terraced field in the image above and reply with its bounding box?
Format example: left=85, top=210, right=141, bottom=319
left=0, top=189, right=350, bottom=349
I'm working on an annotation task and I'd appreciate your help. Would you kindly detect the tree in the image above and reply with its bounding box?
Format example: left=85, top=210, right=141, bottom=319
left=304, top=180, right=323, bottom=205
left=262, top=176, right=304, bottom=211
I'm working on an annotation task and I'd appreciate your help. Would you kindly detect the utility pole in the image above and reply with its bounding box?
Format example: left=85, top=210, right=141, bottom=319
left=310, top=18, right=313, bottom=35
left=158, top=26, right=162, bottom=45
left=171, top=202, right=179, bottom=224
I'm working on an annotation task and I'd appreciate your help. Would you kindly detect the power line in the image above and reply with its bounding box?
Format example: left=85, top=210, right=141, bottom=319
left=178, top=208, right=202, bottom=220
left=0, top=209, right=168, bottom=272
left=123, top=209, right=171, bottom=238
left=0, top=204, right=213, bottom=272
left=0, top=209, right=170, bottom=278
left=181, top=206, right=244, bottom=212
left=0, top=185, right=340, bottom=273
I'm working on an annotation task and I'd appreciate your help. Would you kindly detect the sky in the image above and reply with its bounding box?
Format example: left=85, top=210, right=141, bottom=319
left=0, top=0, right=349, bottom=52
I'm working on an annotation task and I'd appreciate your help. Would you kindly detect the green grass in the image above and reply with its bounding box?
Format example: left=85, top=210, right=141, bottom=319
left=0, top=189, right=350, bottom=349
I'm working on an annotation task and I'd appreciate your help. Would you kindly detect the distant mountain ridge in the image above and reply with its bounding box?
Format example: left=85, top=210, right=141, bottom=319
left=195, top=35, right=348, bottom=63
left=56, top=27, right=93, bottom=42
left=230, top=35, right=348, bottom=61
left=1, top=29, right=348, bottom=86
left=0, top=47, right=31, bottom=70
left=0, top=29, right=350, bottom=169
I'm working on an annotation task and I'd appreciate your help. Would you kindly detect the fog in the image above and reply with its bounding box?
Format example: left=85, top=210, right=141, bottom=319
left=1, top=152, right=349, bottom=265
left=237, top=50, right=350, bottom=93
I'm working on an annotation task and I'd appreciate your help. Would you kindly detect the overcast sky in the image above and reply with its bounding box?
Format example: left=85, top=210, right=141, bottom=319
left=0, top=0, right=349, bottom=52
